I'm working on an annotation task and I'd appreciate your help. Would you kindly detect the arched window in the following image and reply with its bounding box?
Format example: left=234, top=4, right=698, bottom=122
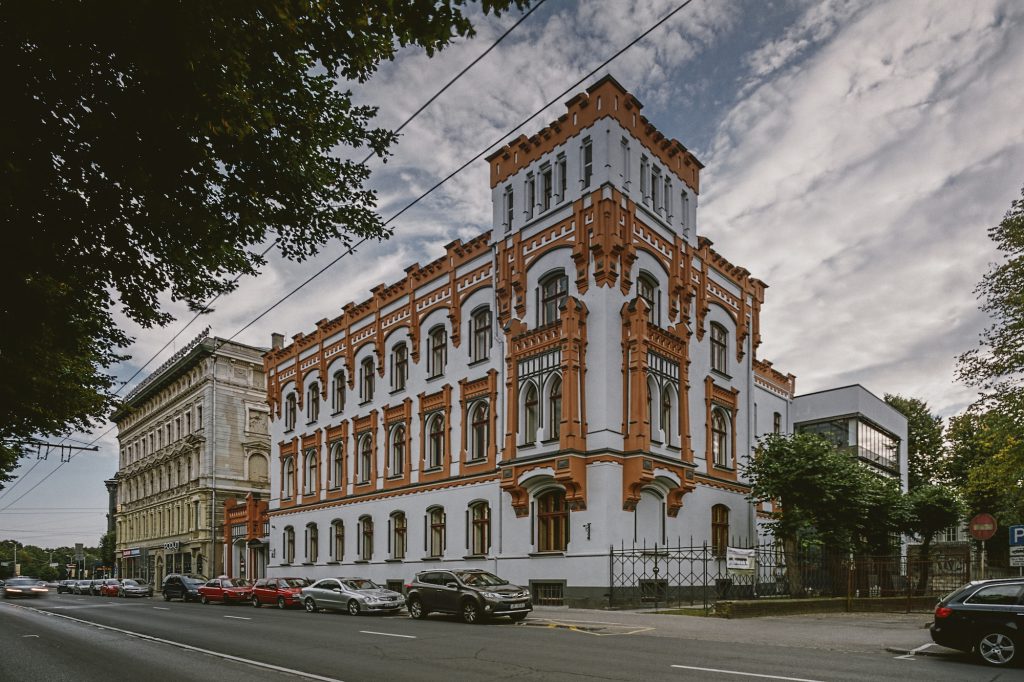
left=712, top=408, right=729, bottom=468
left=329, top=440, right=343, bottom=489
left=359, top=516, right=373, bottom=561
left=470, top=501, right=491, bottom=556
left=711, top=505, right=729, bottom=557
left=523, top=382, right=539, bottom=445
left=360, top=357, right=374, bottom=402
left=539, top=271, right=569, bottom=326
left=637, top=272, right=659, bottom=325
left=331, top=519, right=344, bottom=561
left=303, top=448, right=317, bottom=495
left=470, top=402, right=488, bottom=460
left=428, top=507, right=445, bottom=558
left=428, top=325, right=447, bottom=378
left=391, top=342, right=408, bottom=391
left=283, top=526, right=295, bottom=564
left=332, top=370, right=346, bottom=413
left=282, top=457, right=295, bottom=499
left=427, top=414, right=445, bottom=469
left=307, top=382, right=319, bottom=422
left=391, top=512, right=407, bottom=560
left=710, top=323, right=728, bottom=374
left=547, top=376, right=562, bottom=440
left=284, top=393, right=297, bottom=430
left=660, top=386, right=674, bottom=444
left=390, top=425, right=406, bottom=476
left=471, top=308, right=492, bottom=362
left=646, top=377, right=658, bottom=442
left=537, top=490, right=569, bottom=552
left=359, top=435, right=372, bottom=483
left=306, top=522, right=319, bottom=563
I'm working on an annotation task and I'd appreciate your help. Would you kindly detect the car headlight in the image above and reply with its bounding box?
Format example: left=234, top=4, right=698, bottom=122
left=481, top=591, right=503, bottom=600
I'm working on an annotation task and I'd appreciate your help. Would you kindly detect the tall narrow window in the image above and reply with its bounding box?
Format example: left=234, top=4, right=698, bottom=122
left=359, top=435, right=372, bottom=483
left=360, top=357, right=374, bottom=402
left=303, top=448, right=317, bottom=495
left=504, top=186, right=514, bottom=229
left=284, top=393, right=296, bottom=431
left=391, top=343, right=408, bottom=391
left=523, top=383, right=538, bottom=445
left=359, top=516, right=373, bottom=561
left=471, top=308, right=492, bottom=362
left=773, top=412, right=782, bottom=434
left=547, top=377, right=562, bottom=440
left=651, top=167, right=661, bottom=211
left=391, top=512, right=407, bottom=560
left=620, top=137, right=630, bottom=183
left=428, top=507, right=445, bottom=558
left=712, top=409, right=730, bottom=468
left=539, top=271, right=568, bottom=326
left=428, top=326, right=447, bottom=378
left=331, top=520, right=344, bottom=561
left=306, top=523, right=319, bottom=563
left=661, top=389, right=673, bottom=443
left=637, top=273, right=658, bottom=325
left=470, top=502, right=491, bottom=555
left=581, top=137, right=593, bottom=188
left=307, top=382, right=319, bottom=422
left=541, top=164, right=553, bottom=211
left=390, top=425, right=406, bottom=476
left=284, top=526, right=295, bottom=564
left=427, top=414, right=445, bottom=469
left=712, top=505, right=729, bottom=557
left=556, top=153, right=567, bottom=201
left=537, top=490, right=568, bottom=552
left=664, top=178, right=673, bottom=220
left=329, top=440, right=343, bottom=489
left=681, top=190, right=691, bottom=232
left=282, top=457, right=295, bottom=499
left=525, top=173, right=536, bottom=219
left=710, top=323, right=728, bottom=374
left=640, top=156, right=649, bottom=202
left=470, top=402, right=488, bottom=460
left=332, top=370, right=346, bottom=413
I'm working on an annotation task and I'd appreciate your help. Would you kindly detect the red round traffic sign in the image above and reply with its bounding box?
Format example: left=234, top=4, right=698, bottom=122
left=969, top=513, right=998, bottom=541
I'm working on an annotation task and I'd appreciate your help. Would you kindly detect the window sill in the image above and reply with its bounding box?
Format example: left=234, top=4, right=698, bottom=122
left=355, top=480, right=372, bottom=487
left=462, top=554, right=486, bottom=561
left=305, top=420, right=317, bottom=426
left=712, top=464, right=735, bottom=472
left=354, top=560, right=369, bottom=564
left=283, top=429, right=294, bottom=436
left=426, top=374, right=445, bottom=383
left=541, top=437, right=558, bottom=445
left=467, top=358, right=490, bottom=368
left=710, top=369, right=732, bottom=382
left=518, top=443, right=536, bottom=450
left=301, top=562, right=314, bottom=566
left=326, top=561, right=340, bottom=565
left=420, top=556, right=442, bottom=562
left=358, top=399, right=372, bottom=407
left=389, top=388, right=406, bottom=396
left=528, top=551, right=565, bottom=557
left=464, top=457, right=487, bottom=466
left=280, top=563, right=292, bottom=567
left=384, top=558, right=404, bottom=563
left=422, top=466, right=443, bottom=473
left=386, top=474, right=405, bottom=481
left=331, top=410, right=344, bottom=417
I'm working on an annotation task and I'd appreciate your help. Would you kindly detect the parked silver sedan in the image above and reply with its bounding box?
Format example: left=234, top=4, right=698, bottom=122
left=301, top=577, right=405, bottom=616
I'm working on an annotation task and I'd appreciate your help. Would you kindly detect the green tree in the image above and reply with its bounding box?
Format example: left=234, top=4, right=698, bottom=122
left=0, top=0, right=527, bottom=486
left=99, top=531, right=116, bottom=568
left=884, top=394, right=945, bottom=490
left=903, top=484, right=963, bottom=594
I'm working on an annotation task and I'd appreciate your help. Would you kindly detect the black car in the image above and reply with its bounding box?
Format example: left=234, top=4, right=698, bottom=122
left=2, top=577, right=49, bottom=598
left=404, top=569, right=531, bottom=624
left=930, top=577, right=1024, bottom=667
left=161, top=573, right=207, bottom=602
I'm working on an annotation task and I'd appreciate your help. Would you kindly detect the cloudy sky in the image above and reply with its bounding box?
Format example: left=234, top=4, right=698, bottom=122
left=3, top=0, right=1022, bottom=550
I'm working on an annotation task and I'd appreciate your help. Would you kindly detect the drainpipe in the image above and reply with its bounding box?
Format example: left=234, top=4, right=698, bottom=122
left=211, top=351, right=218, bottom=578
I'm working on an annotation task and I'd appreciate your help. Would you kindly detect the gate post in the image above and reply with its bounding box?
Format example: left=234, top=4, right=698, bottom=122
left=608, top=545, right=614, bottom=608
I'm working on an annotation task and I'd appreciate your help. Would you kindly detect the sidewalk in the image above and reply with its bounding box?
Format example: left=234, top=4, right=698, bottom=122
left=528, top=605, right=937, bottom=654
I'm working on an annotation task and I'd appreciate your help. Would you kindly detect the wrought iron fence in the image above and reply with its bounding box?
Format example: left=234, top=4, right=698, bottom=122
left=609, top=540, right=971, bottom=611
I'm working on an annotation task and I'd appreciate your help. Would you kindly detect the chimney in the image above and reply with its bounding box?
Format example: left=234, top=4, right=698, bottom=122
left=271, top=333, right=284, bottom=351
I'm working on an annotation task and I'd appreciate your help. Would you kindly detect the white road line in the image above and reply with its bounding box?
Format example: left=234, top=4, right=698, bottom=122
left=894, top=643, right=934, bottom=660
left=670, top=665, right=824, bottom=682
left=152, top=607, right=170, bottom=610
left=223, top=616, right=251, bottom=621
left=359, top=630, right=416, bottom=639
left=9, top=603, right=344, bottom=682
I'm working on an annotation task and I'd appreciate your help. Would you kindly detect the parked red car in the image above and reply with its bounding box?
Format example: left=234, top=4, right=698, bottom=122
left=198, top=577, right=252, bottom=605
left=250, top=577, right=308, bottom=609
left=98, top=579, right=122, bottom=597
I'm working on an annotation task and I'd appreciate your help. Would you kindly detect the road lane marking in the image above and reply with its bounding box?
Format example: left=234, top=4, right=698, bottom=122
left=359, top=631, right=416, bottom=639
left=21, top=635, right=39, bottom=638
left=894, top=643, right=934, bottom=659
left=152, top=607, right=170, bottom=610
left=6, top=603, right=345, bottom=682
left=670, top=665, right=824, bottom=682
left=223, top=616, right=251, bottom=621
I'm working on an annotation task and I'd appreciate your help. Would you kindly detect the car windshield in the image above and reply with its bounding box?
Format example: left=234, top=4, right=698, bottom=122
left=122, top=580, right=139, bottom=587
left=454, top=571, right=508, bottom=587
left=343, top=579, right=379, bottom=590
left=6, top=578, right=39, bottom=587
left=225, top=579, right=248, bottom=587
left=281, top=578, right=307, bottom=588
left=182, top=578, right=204, bottom=587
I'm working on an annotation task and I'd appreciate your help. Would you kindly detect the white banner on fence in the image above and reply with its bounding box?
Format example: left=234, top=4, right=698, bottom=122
left=726, top=547, right=755, bottom=574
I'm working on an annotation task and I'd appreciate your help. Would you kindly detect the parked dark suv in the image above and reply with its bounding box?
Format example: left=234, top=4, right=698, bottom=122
left=405, top=569, right=531, bottom=624
left=930, top=577, right=1024, bottom=667
left=161, top=574, right=207, bottom=602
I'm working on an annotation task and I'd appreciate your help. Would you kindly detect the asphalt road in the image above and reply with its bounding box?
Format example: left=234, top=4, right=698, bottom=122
left=0, top=593, right=1012, bottom=681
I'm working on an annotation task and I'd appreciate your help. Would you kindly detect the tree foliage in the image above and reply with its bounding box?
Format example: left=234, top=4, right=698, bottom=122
left=884, top=394, right=944, bottom=490
left=0, top=1, right=526, bottom=485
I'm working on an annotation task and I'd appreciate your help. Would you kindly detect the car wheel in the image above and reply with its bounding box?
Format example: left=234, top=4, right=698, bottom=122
left=461, top=600, right=483, bottom=624
left=304, top=598, right=318, bottom=613
left=163, top=592, right=171, bottom=602
left=277, top=596, right=286, bottom=609
left=509, top=612, right=528, bottom=623
left=977, top=630, right=1018, bottom=667
left=408, top=597, right=427, bottom=620
left=347, top=600, right=360, bottom=616
left=252, top=596, right=261, bottom=608
left=200, top=595, right=209, bottom=605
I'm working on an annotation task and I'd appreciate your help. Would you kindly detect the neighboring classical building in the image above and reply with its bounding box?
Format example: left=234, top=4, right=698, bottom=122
left=111, top=330, right=271, bottom=584
left=261, top=76, right=906, bottom=605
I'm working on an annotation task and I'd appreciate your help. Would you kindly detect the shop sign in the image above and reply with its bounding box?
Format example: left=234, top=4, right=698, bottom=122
left=163, top=541, right=180, bottom=552
left=121, top=548, right=141, bottom=558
